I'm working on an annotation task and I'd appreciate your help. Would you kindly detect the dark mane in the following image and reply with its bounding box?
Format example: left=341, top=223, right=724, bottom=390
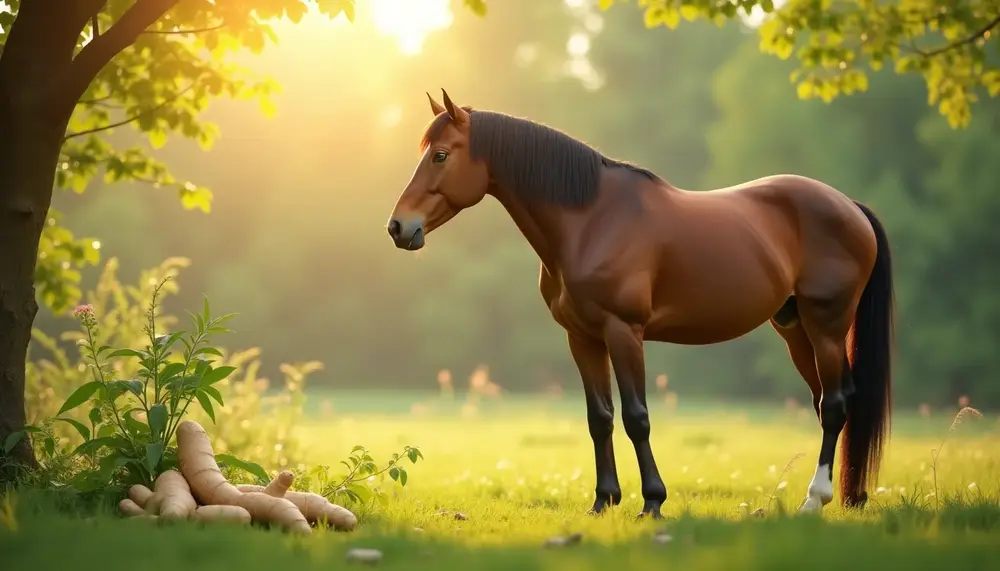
left=419, top=109, right=661, bottom=207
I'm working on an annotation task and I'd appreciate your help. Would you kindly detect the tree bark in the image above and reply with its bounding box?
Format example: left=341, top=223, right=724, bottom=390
left=0, top=95, right=70, bottom=477
left=0, top=1, right=90, bottom=478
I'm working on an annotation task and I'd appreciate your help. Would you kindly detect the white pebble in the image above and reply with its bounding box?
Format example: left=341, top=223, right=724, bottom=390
left=346, top=548, right=383, bottom=564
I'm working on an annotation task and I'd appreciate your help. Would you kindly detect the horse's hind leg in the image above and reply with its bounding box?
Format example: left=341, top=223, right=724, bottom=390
left=794, top=286, right=860, bottom=513
left=771, top=310, right=836, bottom=510
left=567, top=333, right=623, bottom=515
left=604, top=317, right=667, bottom=519
left=770, top=298, right=821, bottom=417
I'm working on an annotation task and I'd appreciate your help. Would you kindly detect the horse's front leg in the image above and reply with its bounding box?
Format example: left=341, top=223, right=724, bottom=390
left=604, top=317, right=667, bottom=519
left=567, top=333, right=622, bottom=515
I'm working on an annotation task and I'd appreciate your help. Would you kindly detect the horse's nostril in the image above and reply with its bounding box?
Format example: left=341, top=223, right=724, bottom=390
left=387, top=219, right=402, bottom=240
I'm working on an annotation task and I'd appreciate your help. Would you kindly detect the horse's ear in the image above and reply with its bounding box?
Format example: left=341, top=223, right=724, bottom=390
left=426, top=92, right=446, bottom=117
left=441, top=88, right=469, bottom=124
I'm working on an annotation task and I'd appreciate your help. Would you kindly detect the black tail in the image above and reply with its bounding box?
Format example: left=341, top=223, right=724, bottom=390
left=842, top=200, right=895, bottom=508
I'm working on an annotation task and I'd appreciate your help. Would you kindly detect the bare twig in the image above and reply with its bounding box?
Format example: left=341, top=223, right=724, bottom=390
left=140, top=23, right=227, bottom=35
left=929, top=406, right=982, bottom=511
left=63, top=82, right=198, bottom=141
left=766, top=452, right=805, bottom=512
left=917, top=15, right=1000, bottom=58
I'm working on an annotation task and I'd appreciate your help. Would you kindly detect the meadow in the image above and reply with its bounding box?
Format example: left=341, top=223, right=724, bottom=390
left=3, top=389, right=999, bottom=570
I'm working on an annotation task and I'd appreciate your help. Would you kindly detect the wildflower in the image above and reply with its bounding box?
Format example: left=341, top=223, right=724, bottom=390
left=72, top=304, right=97, bottom=327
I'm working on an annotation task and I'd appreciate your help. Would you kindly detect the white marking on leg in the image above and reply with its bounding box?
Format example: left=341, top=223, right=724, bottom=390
left=799, top=464, right=834, bottom=513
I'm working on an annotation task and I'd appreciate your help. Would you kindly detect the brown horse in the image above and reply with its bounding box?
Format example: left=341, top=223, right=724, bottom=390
left=387, top=89, right=894, bottom=519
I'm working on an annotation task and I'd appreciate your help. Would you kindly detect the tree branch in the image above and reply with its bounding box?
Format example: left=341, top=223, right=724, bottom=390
left=61, top=0, right=180, bottom=109
left=140, top=23, right=227, bottom=35
left=62, top=82, right=197, bottom=141
left=918, top=15, right=1000, bottom=58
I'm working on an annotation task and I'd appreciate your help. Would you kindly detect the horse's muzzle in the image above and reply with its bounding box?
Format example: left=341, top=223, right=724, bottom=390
left=387, top=218, right=425, bottom=251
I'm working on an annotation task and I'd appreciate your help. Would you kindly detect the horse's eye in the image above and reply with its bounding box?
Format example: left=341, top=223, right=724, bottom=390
left=432, top=151, right=448, bottom=164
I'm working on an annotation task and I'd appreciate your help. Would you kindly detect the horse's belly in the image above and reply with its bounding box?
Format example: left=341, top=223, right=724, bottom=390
left=644, top=277, right=790, bottom=345
left=643, top=319, right=764, bottom=345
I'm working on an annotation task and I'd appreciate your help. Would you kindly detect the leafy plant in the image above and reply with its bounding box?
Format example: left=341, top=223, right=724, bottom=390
left=3, top=277, right=262, bottom=493
left=289, top=444, right=424, bottom=513
left=6, top=258, right=426, bottom=510
left=21, top=258, right=311, bottom=477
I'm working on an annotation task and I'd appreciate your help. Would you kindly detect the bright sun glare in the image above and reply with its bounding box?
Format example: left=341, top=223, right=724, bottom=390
left=369, top=0, right=454, bottom=56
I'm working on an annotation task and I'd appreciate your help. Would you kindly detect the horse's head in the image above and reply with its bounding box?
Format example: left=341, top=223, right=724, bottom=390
left=386, top=89, right=489, bottom=251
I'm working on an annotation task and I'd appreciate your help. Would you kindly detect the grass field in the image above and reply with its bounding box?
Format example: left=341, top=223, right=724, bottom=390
left=4, top=391, right=1000, bottom=570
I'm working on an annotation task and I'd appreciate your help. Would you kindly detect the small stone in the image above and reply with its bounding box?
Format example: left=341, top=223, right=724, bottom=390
left=543, top=537, right=568, bottom=548
left=453, top=512, right=468, bottom=521
left=413, top=527, right=424, bottom=533
left=346, top=548, right=383, bottom=565
left=543, top=532, right=582, bottom=548
left=653, top=531, right=673, bottom=544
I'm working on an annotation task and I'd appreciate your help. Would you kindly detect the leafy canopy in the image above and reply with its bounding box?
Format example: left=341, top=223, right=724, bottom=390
left=600, top=0, right=1000, bottom=129
left=0, top=0, right=484, bottom=314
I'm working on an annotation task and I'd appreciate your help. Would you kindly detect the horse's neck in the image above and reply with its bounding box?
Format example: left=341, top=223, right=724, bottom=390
left=489, top=184, right=560, bottom=272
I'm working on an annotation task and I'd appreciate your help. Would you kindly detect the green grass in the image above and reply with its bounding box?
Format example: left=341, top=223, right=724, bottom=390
left=4, top=392, right=1000, bottom=570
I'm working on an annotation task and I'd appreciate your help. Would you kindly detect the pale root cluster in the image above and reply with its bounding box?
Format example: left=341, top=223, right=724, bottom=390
left=117, top=419, right=357, bottom=533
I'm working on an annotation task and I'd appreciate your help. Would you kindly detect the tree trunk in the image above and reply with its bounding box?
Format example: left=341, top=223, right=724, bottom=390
left=0, top=0, right=151, bottom=481
left=0, top=85, right=72, bottom=482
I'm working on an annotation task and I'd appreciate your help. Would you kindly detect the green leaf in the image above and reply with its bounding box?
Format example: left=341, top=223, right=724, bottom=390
left=345, top=483, right=373, bottom=503
left=215, top=454, right=269, bottom=484
left=100, top=450, right=134, bottom=477
left=54, top=417, right=91, bottom=441
left=463, top=0, right=487, bottom=17
left=88, top=406, right=102, bottom=426
left=69, top=468, right=112, bottom=493
left=145, top=441, right=165, bottom=474
left=96, top=423, right=117, bottom=438
left=406, top=447, right=423, bottom=463
left=201, top=384, right=224, bottom=405
left=200, top=365, right=236, bottom=386
left=43, top=437, right=56, bottom=457
left=3, top=431, right=25, bottom=454
left=73, top=435, right=124, bottom=456
left=106, top=379, right=144, bottom=400
left=193, top=346, right=223, bottom=358
left=124, top=409, right=150, bottom=437
left=107, top=348, right=144, bottom=359
left=148, top=128, right=168, bottom=149
left=195, top=390, right=216, bottom=422
left=147, top=403, right=168, bottom=440
left=389, top=466, right=399, bottom=481
left=398, top=467, right=408, bottom=487
left=57, top=381, right=103, bottom=415
left=158, top=362, right=186, bottom=382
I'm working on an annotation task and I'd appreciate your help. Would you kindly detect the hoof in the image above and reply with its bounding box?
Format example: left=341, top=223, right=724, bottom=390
left=637, top=500, right=664, bottom=520
left=587, top=495, right=619, bottom=516
left=798, top=496, right=826, bottom=514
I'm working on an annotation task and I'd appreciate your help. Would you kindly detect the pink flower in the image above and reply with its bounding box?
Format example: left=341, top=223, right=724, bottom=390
left=72, top=304, right=96, bottom=325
